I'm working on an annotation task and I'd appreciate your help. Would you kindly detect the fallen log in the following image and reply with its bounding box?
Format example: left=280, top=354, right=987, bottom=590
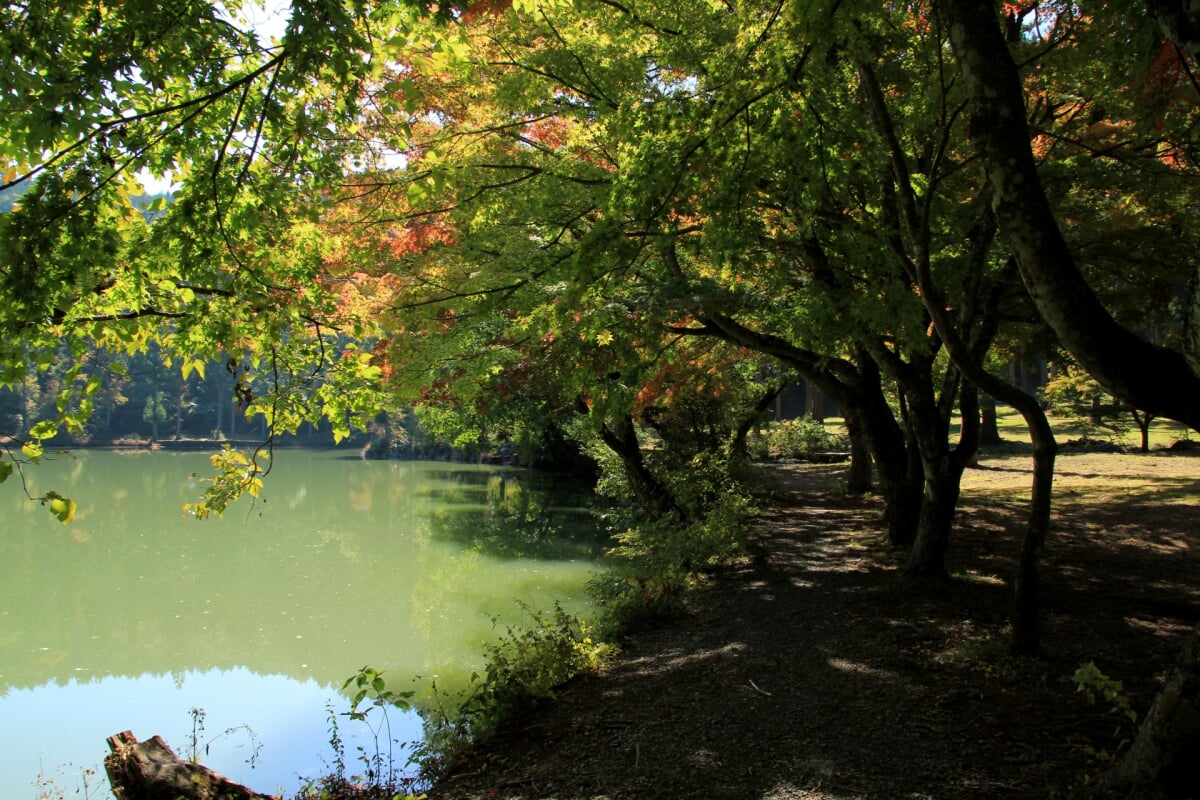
left=104, top=730, right=278, bottom=800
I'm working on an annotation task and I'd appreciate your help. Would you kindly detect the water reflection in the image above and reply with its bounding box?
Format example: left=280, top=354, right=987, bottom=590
left=1, top=450, right=603, bottom=797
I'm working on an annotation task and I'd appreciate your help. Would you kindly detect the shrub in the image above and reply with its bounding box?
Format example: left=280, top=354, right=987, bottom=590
left=747, top=416, right=843, bottom=460
left=416, top=604, right=609, bottom=780
left=589, top=479, right=756, bottom=636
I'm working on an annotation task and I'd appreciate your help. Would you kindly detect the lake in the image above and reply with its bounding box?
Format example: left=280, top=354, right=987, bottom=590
left=0, top=448, right=605, bottom=798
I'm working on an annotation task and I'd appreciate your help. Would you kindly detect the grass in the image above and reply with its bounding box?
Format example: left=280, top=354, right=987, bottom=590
left=810, top=405, right=1194, bottom=452
left=982, top=405, right=1193, bottom=450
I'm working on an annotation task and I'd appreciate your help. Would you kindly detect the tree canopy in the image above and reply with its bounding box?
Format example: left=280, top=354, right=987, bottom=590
left=5, top=1, right=1200, bottom=789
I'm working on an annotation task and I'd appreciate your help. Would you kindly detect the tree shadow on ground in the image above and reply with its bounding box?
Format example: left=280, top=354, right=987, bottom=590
left=427, top=457, right=1200, bottom=800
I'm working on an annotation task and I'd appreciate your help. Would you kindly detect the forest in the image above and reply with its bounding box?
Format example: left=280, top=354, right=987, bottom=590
left=3, top=1, right=1200, bottom=798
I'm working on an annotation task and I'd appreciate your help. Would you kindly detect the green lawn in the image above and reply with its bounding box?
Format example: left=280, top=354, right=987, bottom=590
left=981, top=404, right=1193, bottom=450
left=814, top=405, right=1194, bottom=451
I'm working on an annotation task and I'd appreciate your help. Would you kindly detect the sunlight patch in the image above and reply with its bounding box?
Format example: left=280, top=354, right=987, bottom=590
left=825, top=657, right=898, bottom=681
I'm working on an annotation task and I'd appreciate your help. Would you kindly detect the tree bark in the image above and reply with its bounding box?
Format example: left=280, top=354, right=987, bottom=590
left=938, top=0, right=1200, bottom=430
left=1099, top=623, right=1200, bottom=799
left=805, top=381, right=826, bottom=421
left=905, top=468, right=960, bottom=581
left=904, top=226, right=1058, bottom=652
left=104, top=730, right=276, bottom=800
left=729, top=382, right=787, bottom=460
left=894, top=373, right=965, bottom=582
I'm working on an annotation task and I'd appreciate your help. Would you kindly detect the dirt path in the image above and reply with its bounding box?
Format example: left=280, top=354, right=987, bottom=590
left=426, top=453, right=1200, bottom=800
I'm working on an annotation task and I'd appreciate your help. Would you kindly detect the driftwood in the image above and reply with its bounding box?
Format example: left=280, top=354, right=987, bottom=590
left=104, top=731, right=277, bottom=800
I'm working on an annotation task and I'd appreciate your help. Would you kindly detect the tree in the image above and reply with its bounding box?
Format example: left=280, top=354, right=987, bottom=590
left=142, top=390, right=167, bottom=441
left=0, top=0, right=460, bottom=516
left=938, top=0, right=1200, bottom=429
left=937, top=0, right=1200, bottom=786
left=1042, top=354, right=1157, bottom=452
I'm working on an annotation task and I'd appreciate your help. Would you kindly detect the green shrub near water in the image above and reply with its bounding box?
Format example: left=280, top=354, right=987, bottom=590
left=416, top=481, right=753, bottom=780
left=415, top=604, right=609, bottom=781
left=588, top=485, right=755, bottom=634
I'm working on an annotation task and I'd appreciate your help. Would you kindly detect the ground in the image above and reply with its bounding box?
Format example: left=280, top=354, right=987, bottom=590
left=424, top=449, right=1200, bottom=800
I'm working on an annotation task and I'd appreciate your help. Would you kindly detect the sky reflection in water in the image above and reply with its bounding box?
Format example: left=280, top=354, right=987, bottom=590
left=1, top=450, right=602, bottom=798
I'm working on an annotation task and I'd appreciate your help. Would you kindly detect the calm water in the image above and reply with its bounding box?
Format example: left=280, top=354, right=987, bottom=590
left=0, top=449, right=604, bottom=798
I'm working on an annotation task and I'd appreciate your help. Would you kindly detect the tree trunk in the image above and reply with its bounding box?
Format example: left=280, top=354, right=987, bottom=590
left=901, top=423, right=959, bottom=581
left=598, top=413, right=686, bottom=522
left=980, top=394, right=1001, bottom=445
left=104, top=731, right=276, bottom=800
left=870, top=351, right=963, bottom=581
left=1010, top=424, right=1056, bottom=655
left=730, top=382, right=786, bottom=460
left=805, top=381, right=826, bottom=421
left=1133, top=408, right=1154, bottom=453
left=846, top=352, right=919, bottom=546
left=1099, top=623, right=1200, bottom=799
left=872, top=402, right=924, bottom=550
left=938, top=0, right=1200, bottom=430
left=843, top=409, right=873, bottom=495
left=905, top=467, right=960, bottom=581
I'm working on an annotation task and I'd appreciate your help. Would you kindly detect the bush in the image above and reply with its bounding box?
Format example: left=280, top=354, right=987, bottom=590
left=416, top=604, right=609, bottom=779
left=589, top=480, right=756, bottom=636
left=747, top=416, right=844, bottom=460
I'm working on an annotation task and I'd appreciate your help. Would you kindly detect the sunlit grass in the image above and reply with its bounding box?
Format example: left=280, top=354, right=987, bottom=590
left=809, top=405, right=1193, bottom=452
left=970, top=405, right=1193, bottom=450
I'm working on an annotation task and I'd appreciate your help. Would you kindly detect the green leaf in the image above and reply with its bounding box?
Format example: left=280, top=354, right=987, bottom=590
left=29, top=419, right=59, bottom=440
left=0, top=460, right=12, bottom=483
left=406, top=180, right=428, bottom=207
left=45, top=492, right=77, bottom=524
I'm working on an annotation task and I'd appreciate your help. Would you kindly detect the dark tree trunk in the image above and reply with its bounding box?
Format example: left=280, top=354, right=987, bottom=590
left=843, top=409, right=874, bottom=495
left=903, top=443, right=959, bottom=580
left=1100, top=623, right=1200, bottom=799
left=899, top=377, right=969, bottom=581
left=730, top=382, right=786, bottom=459
left=847, top=351, right=919, bottom=546
left=938, top=0, right=1200, bottom=430
left=1008, top=398, right=1057, bottom=655
left=871, top=350, right=964, bottom=581
left=905, top=469, right=960, bottom=581
left=1132, top=408, right=1154, bottom=453
left=958, top=382, right=982, bottom=468
left=805, top=381, right=826, bottom=421
left=598, top=413, right=686, bottom=522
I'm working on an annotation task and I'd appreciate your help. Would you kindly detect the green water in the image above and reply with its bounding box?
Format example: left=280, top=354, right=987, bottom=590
left=0, top=449, right=605, bottom=798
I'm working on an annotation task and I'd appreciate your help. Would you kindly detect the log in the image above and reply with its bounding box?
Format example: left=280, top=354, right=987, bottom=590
left=104, top=730, right=278, bottom=800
